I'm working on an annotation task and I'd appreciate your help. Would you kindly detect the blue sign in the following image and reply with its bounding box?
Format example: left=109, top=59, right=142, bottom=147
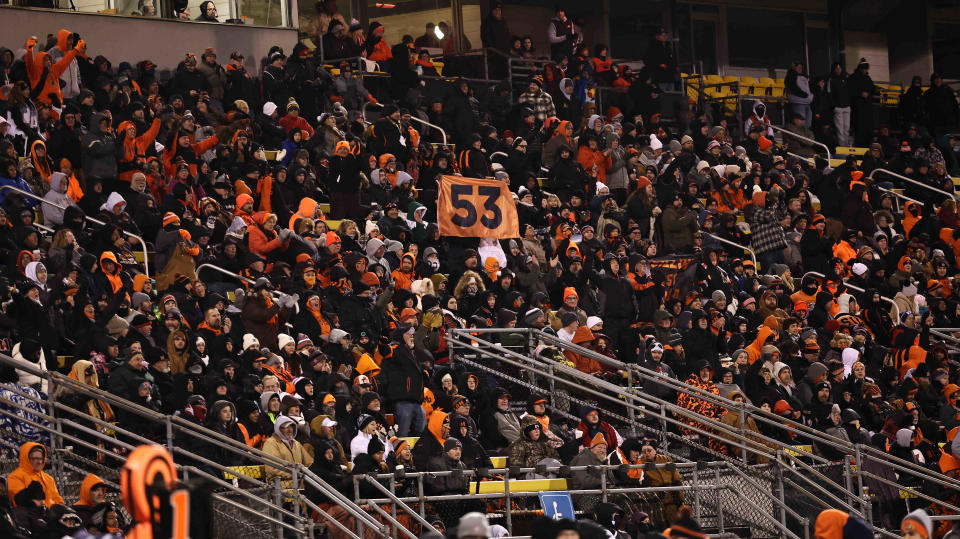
left=539, top=491, right=576, bottom=521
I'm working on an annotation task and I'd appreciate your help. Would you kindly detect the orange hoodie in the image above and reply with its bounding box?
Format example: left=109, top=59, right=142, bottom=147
left=29, top=140, right=53, bottom=183
left=392, top=252, right=417, bottom=290
left=99, top=251, right=124, bottom=294
left=564, top=326, right=603, bottom=373
left=832, top=239, right=857, bottom=264
left=746, top=326, right=775, bottom=364
left=288, top=197, right=319, bottom=230
left=426, top=410, right=448, bottom=445
left=25, top=35, right=83, bottom=117
left=76, top=473, right=105, bottom=507
left=7, top=442, right=64, bottom=507
left=903, top=201, right=920, bottom=237
left=117, top=118, right=162, bottom=182
left=577, top=144, right=611, bottom=184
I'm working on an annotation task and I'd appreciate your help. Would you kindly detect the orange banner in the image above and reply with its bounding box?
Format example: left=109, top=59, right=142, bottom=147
left=437, top=175, right=520, bottom=239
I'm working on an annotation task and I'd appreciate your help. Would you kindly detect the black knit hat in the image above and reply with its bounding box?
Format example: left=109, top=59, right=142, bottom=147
left=367, top=436, right=385, bottom=455
left=443, top=438, right=462, bottom=451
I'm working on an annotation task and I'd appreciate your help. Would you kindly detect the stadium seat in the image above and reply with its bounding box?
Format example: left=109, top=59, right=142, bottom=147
left=739, top=77, right=759, bottom=96
left=224, top=465, right=265, bottom=480
left=468, top=478, right=569, bottom=493
left=835, top=147, right=868, bottom=156
left=703, top=74, right=723, bottom=86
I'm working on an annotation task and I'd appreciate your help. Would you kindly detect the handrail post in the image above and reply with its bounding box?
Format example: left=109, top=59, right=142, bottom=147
left=693, top=464, right=701, bottom=521
left=854, top=444, right=866, bottom=517
left=714, top=466, right=725, bottom=534
left=504, top=464, right=512, bottom=533
left=292, top=466, right=299, bottom=518
left=46, top=379, right=64, bottom=481
left=166, top=417, right=175, bottom=456
left=738, top=405, right=748, bottom=463
left=389, top=469, right=398, bottom=538
left=600, top=462, right=608, bottom=503
left=274, top=477, right=284, bottom=539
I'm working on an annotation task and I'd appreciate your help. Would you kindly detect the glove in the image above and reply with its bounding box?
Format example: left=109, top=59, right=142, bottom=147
left=277, top=228, right=292, bottom=242
left=233, top=288, right=245, bottom=304
left=277, top=293, right=292, bottom=309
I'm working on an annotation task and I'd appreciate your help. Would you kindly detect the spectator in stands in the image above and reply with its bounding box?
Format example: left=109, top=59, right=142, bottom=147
left=640, top=30, right=675, bottom=94
left=848, top=58, right=876, bottom=147
left=569, top=431, right=615, bottom=512
left=924, top=73, right=960, bottom=139
left=508, top=415, right=560, bottom=469
left=6, top=18, right=960, bottom=539
left=519, top=76, right=556, bottom=123
left=547, top=6, right=578, bottom=61
left=72, top=473, right=106, bottom=528
left=263, top=416, right=313, bottom=487
left=785, top=60, right=813, bottom=128
left=196, top=1, right=218, bottom=22
left=481, top=2, right=511, bottom=54
left=7, top=442, right=63, bottom=507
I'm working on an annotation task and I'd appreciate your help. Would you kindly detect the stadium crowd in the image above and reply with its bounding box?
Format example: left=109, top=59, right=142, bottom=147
left=2, top=0, right=960, bottom=537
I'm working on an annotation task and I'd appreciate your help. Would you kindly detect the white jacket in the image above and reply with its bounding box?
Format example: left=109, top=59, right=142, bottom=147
left=13, top=341, right=48, bottom=394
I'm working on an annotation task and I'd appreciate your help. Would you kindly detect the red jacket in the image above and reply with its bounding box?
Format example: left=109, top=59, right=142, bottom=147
left=278, top=115, right=314, bottom=139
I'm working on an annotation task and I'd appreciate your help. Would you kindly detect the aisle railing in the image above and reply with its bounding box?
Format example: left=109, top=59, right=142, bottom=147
left=0, top=351, right=389, bottom=538
left=0, top=184, right=151, bottom=278
left=446, top=327, right=960, bottom=533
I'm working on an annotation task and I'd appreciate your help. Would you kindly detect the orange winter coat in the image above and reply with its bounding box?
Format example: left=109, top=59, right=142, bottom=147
left=25, top=36, right=83, bottom=116
left=564, top=326, right=603, bottom=373
left=577, top=145, right=611, bottom=184
left=7, top=442, right=64, bottom=507
left=117, top=118, right=162, bottom=182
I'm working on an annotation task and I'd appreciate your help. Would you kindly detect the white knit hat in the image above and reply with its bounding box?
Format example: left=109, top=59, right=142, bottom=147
left=242, top=333, right=260, bottom=350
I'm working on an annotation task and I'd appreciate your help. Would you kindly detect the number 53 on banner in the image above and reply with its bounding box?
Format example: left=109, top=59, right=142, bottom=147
left=437, top=175, right=520, bottom=238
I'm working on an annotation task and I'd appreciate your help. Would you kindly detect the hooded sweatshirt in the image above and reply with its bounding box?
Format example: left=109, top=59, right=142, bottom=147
left=72, top=473, right=105, bottom=527
left=42, top=172, right=75, bottom=225
left=7, top=442, right=63, bottom=507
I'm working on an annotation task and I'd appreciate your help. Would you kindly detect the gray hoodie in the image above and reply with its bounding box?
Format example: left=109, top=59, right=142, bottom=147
left=42, top=172, right=75, bottom=225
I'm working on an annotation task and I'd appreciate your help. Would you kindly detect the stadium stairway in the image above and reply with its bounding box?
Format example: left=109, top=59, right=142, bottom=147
left=0, top=352, right=393, bottom=539
left=445, top=327, right=960, bottom=537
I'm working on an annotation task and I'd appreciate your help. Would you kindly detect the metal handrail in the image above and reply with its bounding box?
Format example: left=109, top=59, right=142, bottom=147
left=787, top=151, right=925, bottom=206
left=0, top=184, right=151, bottom=278
left=803, top=271, right=898, bottom=310
left=0, top=351, right=386, bottom=537
left=706, top=232, right=757, bottom=268
left=408, top=115, right=447, bottom=146
left=869, top=167, right=958, bottom=201
left=770, top=124, right=831, bottom=161
left=360, top=101, right=448, bottom=145
left=0, top=387, right=314, bottom=537
left=449, top=331, right=837, bottom=468
left=456, top=328, right=849, bottom=461
left=196, top=262, right=255, bottom=284
left=450, top=328, right=960, bottom=498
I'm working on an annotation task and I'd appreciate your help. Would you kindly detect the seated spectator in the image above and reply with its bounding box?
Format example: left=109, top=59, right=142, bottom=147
left=72, top=473, right=106, bottom=529
left=569, top=432, right=615, bottom=512
left=508, top=415, right=560, bottom=470
left=262, top=416, right=313, bottom=487
left=7, top=442, right=63, bottom=507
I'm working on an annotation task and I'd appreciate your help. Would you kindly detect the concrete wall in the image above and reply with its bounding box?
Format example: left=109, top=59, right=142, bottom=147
left=0, top=6, right=297, bottom=73
left=844, top=31, right=890, bottom=81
